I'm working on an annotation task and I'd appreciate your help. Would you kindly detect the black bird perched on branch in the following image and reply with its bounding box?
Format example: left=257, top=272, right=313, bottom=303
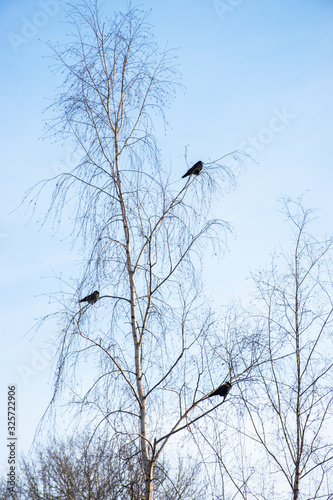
left=182, top=161, right=203, bottom=178
left=79, top=290, right=100, bottom=304
left=208, top=381, right=232, bottom=400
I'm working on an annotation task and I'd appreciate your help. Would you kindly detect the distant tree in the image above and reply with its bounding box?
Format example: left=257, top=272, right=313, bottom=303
left=245, top=198, right=333, bottom=500
left=1, top=434, right=205, bottom=500
left=25, top=1, right=255, bottom=499
left=204, top=198, right=333, bottom=499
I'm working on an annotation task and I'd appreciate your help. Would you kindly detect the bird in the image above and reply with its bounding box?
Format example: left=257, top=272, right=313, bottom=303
left=208, top=381, right=232, bottom=400
left=79, top=290, right=100, bottom=304
left=182, top=161, right=203, bottom=178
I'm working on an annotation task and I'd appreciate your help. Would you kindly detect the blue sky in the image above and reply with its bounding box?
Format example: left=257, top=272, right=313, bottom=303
left=1, top=0, right=333, bottom=468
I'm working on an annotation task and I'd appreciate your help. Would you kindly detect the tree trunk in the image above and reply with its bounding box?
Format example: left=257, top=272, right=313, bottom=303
left=293, top=243, right=301, bottom=500
left=144, top=458, right=155, bottom=500
left=115, top=146, right=151, bottom=497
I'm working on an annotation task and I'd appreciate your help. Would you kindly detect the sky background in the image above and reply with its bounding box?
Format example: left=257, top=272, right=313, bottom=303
left=1, top=0, right=333, bottom=470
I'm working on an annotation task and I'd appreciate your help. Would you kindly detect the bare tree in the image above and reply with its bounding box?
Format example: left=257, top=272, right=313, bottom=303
left=236, top=197, right=333, bottom=500
left=182, top=198, right=333, bottom=499
left=0, top=433, right=205, bottom=500
left=25, top=2, right=255, bottom=499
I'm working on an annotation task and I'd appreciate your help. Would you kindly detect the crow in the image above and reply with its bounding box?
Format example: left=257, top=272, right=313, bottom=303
left=182, top=161, right=203, bottom=178
left=79, top=290, right=100, bottom=304
left=208, top=381, right=231, bottom=400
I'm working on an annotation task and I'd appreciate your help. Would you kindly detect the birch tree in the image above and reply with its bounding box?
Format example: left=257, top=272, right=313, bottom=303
left=26, top=2, right=256, bottom=499
left=241, top=198, right=333, bottom=499
left=185, top=198, right=333, bottom=499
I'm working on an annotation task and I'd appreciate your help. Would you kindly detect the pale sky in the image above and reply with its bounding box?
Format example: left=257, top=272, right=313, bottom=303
left=1, top=0, right=333, bottom=468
